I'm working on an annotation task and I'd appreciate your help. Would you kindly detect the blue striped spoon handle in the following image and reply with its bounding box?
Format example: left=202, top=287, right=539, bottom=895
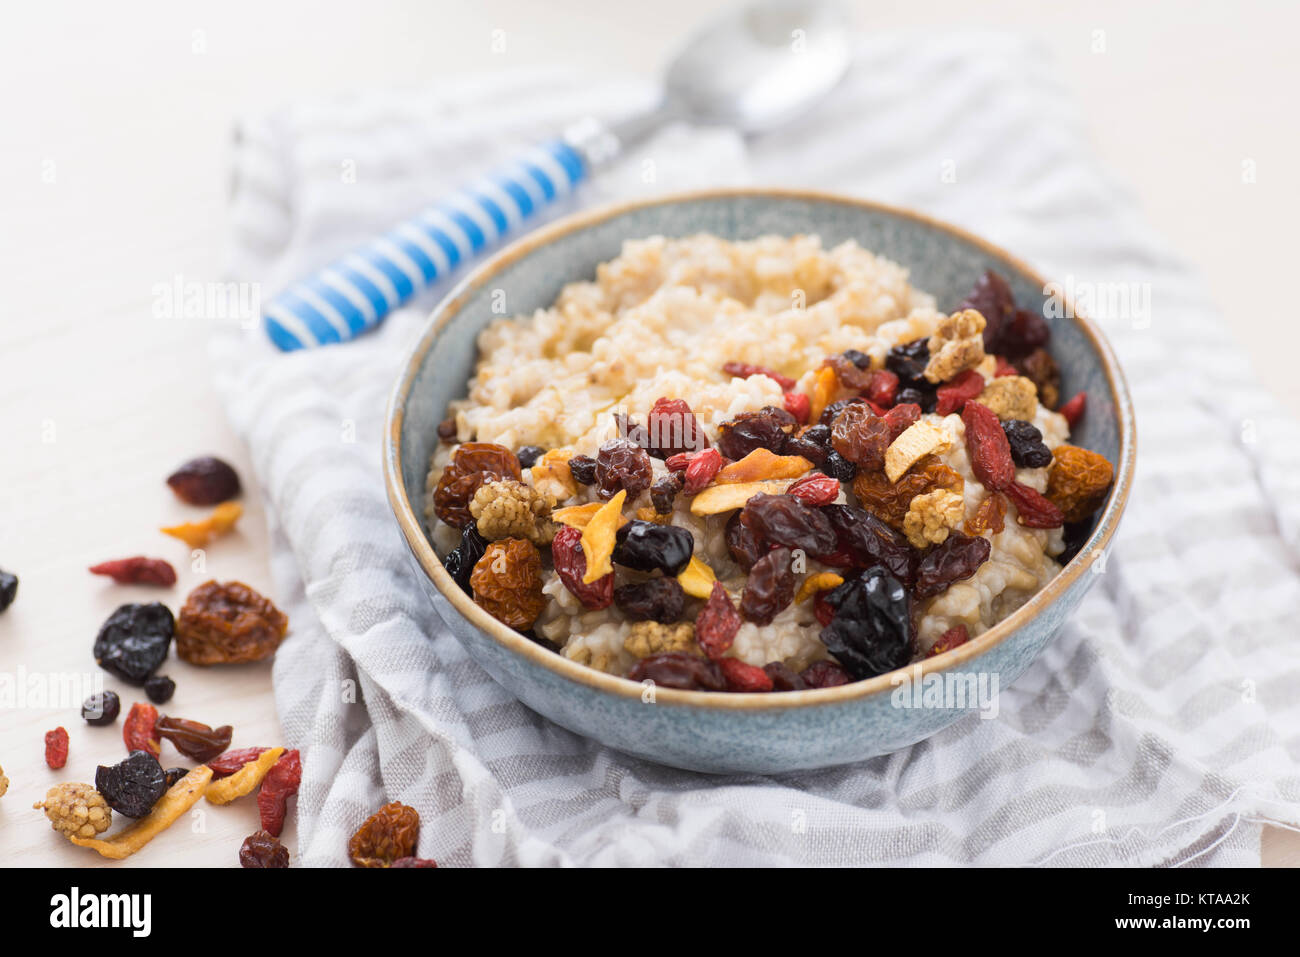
left=263, top=120, right=623, bottom=351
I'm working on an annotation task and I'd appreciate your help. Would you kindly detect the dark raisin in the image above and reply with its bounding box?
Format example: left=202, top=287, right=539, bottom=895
left=612, top=521, right=695, bottom=576
left=650, top=472, right=685, bottom=514
left=822, top=504, right=916, bottom=585
left=163, top=767, right=189, bottom=788
left=763, top=661, right=807, bottom=691
left=614, top=578, right=686, bottom=623
left=896, top=385, right=937, bottom=413
left=166, top=455, right=242, bottom=505
left=842, top=349, right=872, bottom=369
left=819, top=568, right=913, bottom=679
left=443, top=525, right=489, bottom=594
left=516, top=445, right=545, bottom=469
left=885, top=338, right=930, bottom=384
left=144, top=674, right=176, bottom=704
left=959, top=269, right=1016, bottom=353
left=818, top=396, right=867, bottom=427
left=567, top=454, right=597, bottom=485
left=628, top=652, right=726, bottom=691
left=800, top=423, right=833, bottom=448
left=1002, top=308, right=1050, bottom=358
left=781, top=431, right=828, bottom=465
left=154, top=716, right=233, bottom=763
left=595, top=438, right=653, bottom=501
left=821, top=450, right=857, bottom=482
left=95, top=750, right=168, bottom=818
left=741, top=494, right=838, bottom=556
left=914, top=531, right=992, bottom=599
left=240, top=829, right=290, bottom=868
left=716, top=408, right=795, bottom=460
left=0, top=569, right=18, bottom=613
left=725, top=511, right=766, bottom=572
left=1058, top=518, right=1095, bottom=566
left=436, top=417, right=458, bottom=442
left=1018, top=348, right=1061, bottom=409
left=740, top=547, right=796, bottom=625
left=81, top=690, right=121, bottom=726
left=800, top=659, right=853, bottom=688
left=826, top=355, right=874, bottom=390
left=646, top=397, right=709, bottom=458
left=1001, top=420, right=1053, bottom=469
left=93, top=602, right=174, bottom=685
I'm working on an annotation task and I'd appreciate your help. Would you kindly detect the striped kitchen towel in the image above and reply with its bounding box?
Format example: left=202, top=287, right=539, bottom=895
left=212, top=33, right=1300, bottom=866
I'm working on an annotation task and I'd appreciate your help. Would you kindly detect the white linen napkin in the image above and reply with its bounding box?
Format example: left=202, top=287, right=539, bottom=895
left=213, top=33, right=1300, bottom=866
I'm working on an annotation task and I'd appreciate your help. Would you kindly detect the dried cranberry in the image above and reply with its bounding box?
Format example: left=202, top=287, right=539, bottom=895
left=613, top=521, right=695, bottom=576
left=595, top=438, right=653, bottom=500
left=914, top=531, right=992, bottom=599
left=722, top=361, right=797, bottom=392
left=628, top=653, right=726, bottom=691
left=867, top=369, right=899, bottom=407
left=166, top=455, right=241, bottom=505
left=516, top=445, right=545, bottom=469
left=819, top=568, right=912, bottom=680
left=740, top=547, right=796, bottom=625
left=935, top=370, right=985, bottom=416
left=88, top=556, right=178, bottom=587
left=822, top=504, right=916, bottom=585
left=927, top=624, right=971, bottom=657
left=45, top=727, right=69, bottom=769
left=741, top=494, right=838, bottom=556
left=443, top=525, right=489, bottom=594
left=696, top=581, right=741, bottom=659
left=800, top=659, right=853, bottom=688
left=614, top=578, right=685, bottom=624
left=646, top=397, right=709, bottom=458
left=567, top=455, right=597, bottom=485
left=783, top=391, right=811, bottom=424
left=1001, top=420, right=1053, bottom=469
left=763, top=661, right=807, bottom=691
left=883, top=402, right=922, bottom=440
left=1058, top=391, right=1087, bottom=428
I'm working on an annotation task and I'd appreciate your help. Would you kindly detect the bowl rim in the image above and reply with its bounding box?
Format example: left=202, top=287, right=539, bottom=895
left=383, top=186, right=1136, bottom=711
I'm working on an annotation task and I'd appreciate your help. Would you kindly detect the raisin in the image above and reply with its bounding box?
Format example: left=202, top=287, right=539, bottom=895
left=348, top=802, right=420, bottom=867
left=853, top=455, right=963, bottom=531
left=818, top=396, right=866, bottom=428
left=682, top=447, right=725, bottom=495
left=1002, top=308, right=1050, bottom=358
left=613, top=521, right=695, bottom=576
left=885, top=338, right=930, bottom=383
left=208, top=747, right=270, bottom=778
left=959, top=270, right=1016, bottom=353
left=721, top=361, right=797, bottom=391
left=867, top=369, right=899, bottom=407
left=935, top=369, right=985, bottom=416
left=436, top=418, right=458, bottom=442
left=764, top=661, right=807, bottom=691
left=831, top=403, right=890, bottom=470
left=719, top=657, right=775, bottom=692
left=1058, top=391, right=1086, bottom=428
left=822, top=504, right=916, bottom=586
left=1017, top=348, right=1060, bottom=409
left=433, top=442, right=522, bottom=528
left=725, top=511, right=766, bottom=572
left=827, top=355, right=874, bottom=390
left=962, top=401, right=1015, bottom=491
left=896, top=385, right=937, bottom=413
left=927, top=624, right=970, bottom=657
left=257, top=749, right=302, bottom=837
left=914, top=531, right=992, bottom=599
left=595, top=438, right=653, bottom=501
left=787, top=474, right=840, bottom=506
left=443, top=525, right=489, bottom=594
left=166, top=455, right=242, bottom=505
left=1002, top=419, right=1053, bottom=468
left=552, top=525, right=613, bottom=610
left=470, top=539, right=546, bottom=630
left=96, top=750, right=167, bottom=818
left=782, top=425, right=830, bottom=465
left=143, top=674, right=175, bottom=704
left=93, top=602, right=174, bottom=685
left=819, top=568, right=912, bottom=680
left=783, top=391, right=811, bottom=424
left=628, top=652, right=726, bottom=691
left=176, top=581, right=288, bottom=666
left=651, top=472, right=685, bottom=513
left=163, top=767, right=189, bottom=788
left=81, top=690, right=121, bottom=726
left=716, top=408, right=795, bottom=460
left=742, top=493, right=838, bottom=557
left=123, top=702, right=160, bottom=756
left=821, top=450, right=857, bottom=482
left=1058, top=519, right=1095, bottom=565
left=964, top=493, right=1007, bottom=536
left=614, top=578, right=685, bottom=624
left=740, top=547, right=796, bottom=625
left=695, top=581, right=741, bottom=659
left=391, top=857, right=439, bottom=868
left=0, top=569, right=17, bottom=612
left=240, top=830, right=290, bottom=868
left=89, top=557, right=178, bottom=587
left=800, top=660, right=853, bottom=688
left=567, top=454, right=597, bottom=485
left=646, top=397, right=709, bottom=457
left=44, top=727, right=69, bottom=769
left=154, top=715, right=233, bottom=763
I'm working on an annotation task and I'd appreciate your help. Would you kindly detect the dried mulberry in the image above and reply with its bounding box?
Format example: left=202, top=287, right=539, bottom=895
left=469, top=479, right=557, bottom=544
left=34, top=783, right=113, bottom=839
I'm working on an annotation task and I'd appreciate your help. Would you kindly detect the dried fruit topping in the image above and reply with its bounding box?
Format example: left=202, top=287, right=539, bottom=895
left=820, top=450, right=857, bottom=482
left=154, top=715, right=232, bottom=763
left=764, top=661, right=807, bottom=691
left=927, top=624, right=971, bottom=657
left=716, top=448, right=811, bottom=485
left=595, top=438, right=654, bottom=500
left=819, top=568, right=912, bottom=680
left=1002, top=307, right=1050, bottom=358
left=886, top=337, right=931, bottom=383
left=819, top=396, right=866, bottom=428
left=914, top=531, right=992, bottom=599
left=470, top=538, right=546, bottom=630
left=469, top=478, right=557, bottom=545
left=783, top=390, right=811, bottom=423
left=163, top=767, right=189, bottom=788
left=994, top=356, right=1018, bottom=378
left=853, top=454, right=963, bottom=531
left=866, top=369, right=899, bottom=407
left=787, top=473, right=840, bottom=506
left=896, top=385, right=937, bottom=414
left=740, top=547, right=796, bottom=625
left=89, top=556, right=178, bottom=587
left=884, top=419, right=952, bottom=483
left=977, top=375, right=1038, bottom=422
left=257, top=749, right=302, bottom=837
left=689, top=478, right=796, bottom=516
left=695, top=580, right=742, bottom=659
left=1018, top=347, right=1060, bottom=409
left=807, top=365, right=839, bottom=424
left=683, top=447, right=726, bottom=494
left=831, top=402, right=891, bottom=470
left=176, top=580, right=288, bottom=665
left=964, top=493, right=1007, bottom=536
left=651, top=471, right=685, bottom=513
left=567, top=454, right=597, bottom=485
left=826, top=354, right=874, bottom=391
left=903, top=488, right=966, bottom=549
left=719, top=657, right=775, bottom=693
left=78, top=695, right=120, bottom=734
left=208, top=746, right=272, bottom=778
left=716, top=407, right=797, bottom=460
left=433, top=442, right=522, bottom=529
left=1005, top=481, right=1065, bottom=528
left=742, top=493, right=838, bottom=556
left=1002, top=419, right=1054, bottom=468
left=516, top=445, right=545, bottom=469
left=725, top=511, right=766, bottom=572
left=35, top=783, right=113, bottom=839
left=160, top=501, right=244, bottom=548
left=614, top=578, right=686, bottom=624
left=391, top=856, right=439, bottom=868
left=795, top=572, right=845, bottom=605
left=349, top=800, right=419, bottom=867
left=579, top=489, right=626, bottom=582
left=959, top=270, right=1016, bottom=352
left=143, top=674, right=175, bottom=704
left=123, top=701, right=161, bottom=755
left=961, top=401, right=1015, bottom=491
left=646, top=397, right=710, bottom=457
left=624, top=621, right=700, bottom=659
left=788, top=425, right=833, bottom=461
left=1045, top=444, right=1114, bottom=522
left=436, top=417, right=458, bottom=442
left=166, top=455, right=242, bottom=505
left=240, top=830, right=290, bottom=868
left=552, top=525, right=613, bottom=610
left=529, top=448, right=579, bottom=500
left=722, top=360, right=797, bottom=392
left=443, top=525, right=489, bottom=594
left=96, top=749, right=167, bottom=818
left=934, top=369, right=985, bottom=416
left=45, top=726, right=69, bottom=769
left=676, top=554, right=718, bottom=598
left=800, top=659, right=853, bottom=688
left=822, top=504, right=917, bottom=586
left=924, top=309, right=987, bottom=383
left=71, top=765, right=212, bottom=860
left=93, top=602, right=174, bottom=685
left=0, top=569, right=16, bottom=613
left=883, top=402, right=922, bottom=439
left=1058, top=391, right=1087, bottom=427
left=628, top=652, right=726, bottom=691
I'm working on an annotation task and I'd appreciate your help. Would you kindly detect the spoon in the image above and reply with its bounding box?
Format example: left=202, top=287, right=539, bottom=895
left=263, top=0, right=852, bottom=350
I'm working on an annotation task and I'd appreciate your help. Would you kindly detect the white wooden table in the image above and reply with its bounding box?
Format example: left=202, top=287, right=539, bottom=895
left=2, top=0, right=1295, bottom=867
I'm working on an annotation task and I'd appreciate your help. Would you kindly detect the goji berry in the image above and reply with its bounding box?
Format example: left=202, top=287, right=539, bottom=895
left=256, top=748, right=301, bottom=837
left=695, top=581, right=741, bottom=660
left=722, top=361, right=797, bottom=392
left=1004, top=481, right=1064, bottom=528
left=718, top=657, right=775, bottom=692
left=935, top=369, right=985, bottom=416
left=123, top=702, right=160, bottom=756
left=552, top=525, right=613, bottom=610
left=783, top=390, right=811, bottom=423
left=1058, top=391, right=1087, bottom=428
left=683, top=447, right=725, bottom=495
left=208, top=746, right=270, bottom=778
left=867, top=369, right=899, bottom=407
left=994, top=356, right=1018, bottom=377
left=89, top=557, right=178, bottom=587
left=44, top=726, right=69, bottom=769
left=927, top=624, right=970, bottom=657
left=664, top=452, right=693, bottom=472
left=787, top=474, right=840, bottom=506
left=962, top=401, right=1015, bottom=491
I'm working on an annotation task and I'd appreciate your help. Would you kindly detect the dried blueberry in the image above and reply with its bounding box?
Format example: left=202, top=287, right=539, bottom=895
left=612, top=521, right=695, bottom=576
left=842, top=349, right=873, bottom=369
left=163, top=767, right=189, bottom=788
left=819, top=567, right=913, bottom=680
left=443, top=525, right=489, bottom=594
left=0, top=569, right=17, bottom=613
left=567, top=454, right=597, bottom=485
left=81, top=690, right=121, bottom=726
left=144, top=674, right=176, bottom=705
left=885, top=338, right=930, bottom=383
left=1001, top=419, right=1053, bottom=469
left=895, top=385, right=937, bottom=413
left=821, top=450, right=857, bottom=482
left=92, top=602, right=174, bottom=685
left=516, top=445, right=545, bottom=469
left=95, top=750, right=168, bottom=818
left=614, top=578, right=686, bottom=624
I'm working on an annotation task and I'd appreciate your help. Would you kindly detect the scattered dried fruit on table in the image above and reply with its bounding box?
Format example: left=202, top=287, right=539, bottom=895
left=624, top=621, right=700, bottom=658
left=695, top=581, right=742, bottom=660
left=614, top=578, right=686, bottom=624
left=1058, top=391, right=1087, bottom=427
left=715, top=448, right=811, bottom=485
left=93, top=602, right=174, bottom=685
left=123, top=702, right=161, bottom=756
left=89, top=556, right=178, bottom=587
left=160, top=501, right=243, bottom=548
left=154, top=715, right=233, bottom=763
left=240, top=829, right=290, bottom=868
left=964, top=493, right=1007, bottom=536
left=741, top=547, right=796, bottom=625
left=166, top=455, right=242, bottom=505
left=962, top=401, right=1015, bottom=491
left=175, top=580, right=288, bottom=665
left=81, top=690, right=121, bottom=726
left=977, top=375, right=1038, bottom=422
left=433, top=442, right=522, bottom=529
left=595, top=437, right=653, bottom=500
left=903, top=488, right=966, bottom=549
left=144, top=674, right=175, bottom=704
left=1046, top=444, right=1114, bottom=522
left=675, top=554, right=717, bottom=599
left=207, top=746, right=271, bottom=779
left=854, top=455, right=964, bottom=531
left=34, top=783, right=112, bottom=839
left=722, top=360, right=797, bottom=392
left=795, top=572, right=845, bottom=604
left=914, top=532, right=993, bottom=599
left=689, top=478, right=795, bottom=516
left=349, top=801, right=420, bottom=867
left=927, top=624, right=971, bottom=657
left=257, top=749, right=302, bottom=837
left=1002, top=419, right=1053, bottom=469
left=628, top=652, right=726, bottom=691
left=470, top=538, right=546, bottom=630
left=0, top=569, right=18, bottom=612
left=579, top=489, right=626, bottom=583
left=819, top=568, right=913, bottom=680
left=1006, top=481, right=1066, bottom=528
left=613, top=520, right=695, bottom=576
left=529, top=447, right=579, bottom=500
left=206, top=746, right=286, bottom=804
left=96, top=749, right=167, bottom=817
left=72, top=765, right=212, bottom=859
left=924, top=309, right=986, bottom=383
left=884, top=419, right=952, bottom=483
left=44, top=727, right=69, bottom=769
left=469, top=479, right=557, bottom=545
left=719, top=657, right=775, bottom=692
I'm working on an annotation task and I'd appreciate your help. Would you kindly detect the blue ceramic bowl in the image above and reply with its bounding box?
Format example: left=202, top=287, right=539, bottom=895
left=383, top=189, right=1135, bottom=774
